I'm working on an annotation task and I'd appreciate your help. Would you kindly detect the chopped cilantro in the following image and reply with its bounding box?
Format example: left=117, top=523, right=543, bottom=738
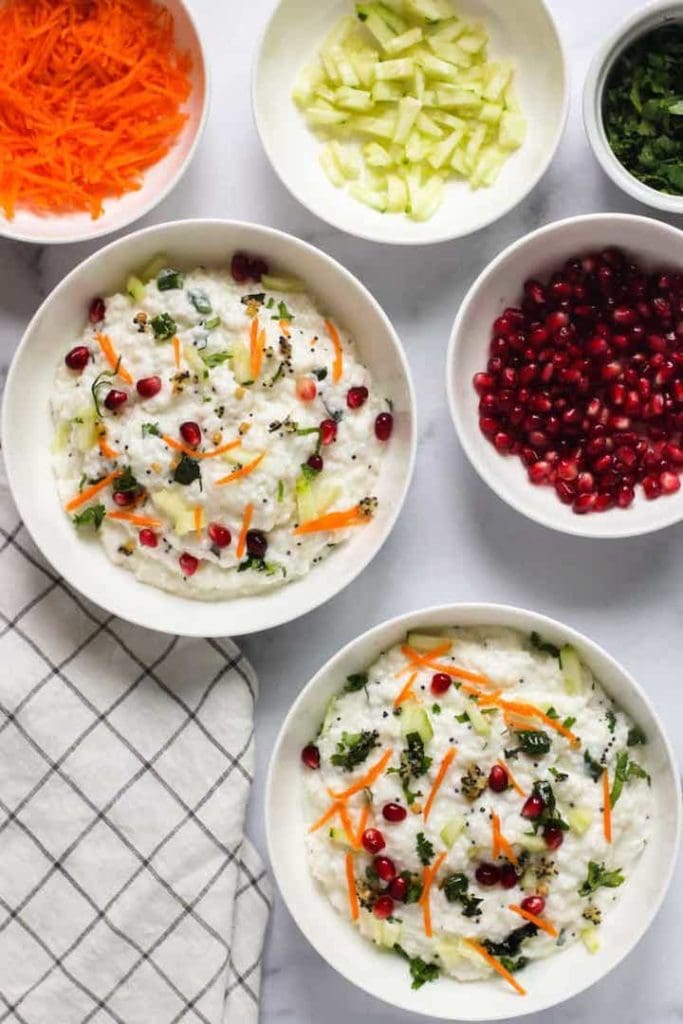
left=73, top=504, right=106, bottom=530
left=344, top=673, right=368, bottom=693
left=173, top=454, right=201, bottom=487
left=157, top=268, right=184, bottom=291
left=141, top=422, right=161, bottom=438
left=579, top=861, right=625, bottom=897
left=200, top=350, right=231, bottom=369
left=150, top=312, right=177, bottom=340
left=530, top=631, right=560, bottom=658
left=188, top=289, right=212, bottom=314
left=584, top=749, right=604, bottom=783
left=610, top=751, right=650, bottom=807
left=393, top=945, right=440, bottom=991
left=416, top=831, right=434, bottom=866
left=628, top=725, right=647, bottom=747
left=330, top=730, right=379, bottom=772
left=606, top=709, right=617, bottom=733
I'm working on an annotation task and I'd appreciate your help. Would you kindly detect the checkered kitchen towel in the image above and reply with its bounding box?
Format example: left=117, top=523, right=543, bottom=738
left=0, top=457, right=271, bottom=1024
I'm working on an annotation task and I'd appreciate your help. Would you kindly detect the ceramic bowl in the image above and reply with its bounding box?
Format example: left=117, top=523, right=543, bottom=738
left=252, top=0, right=568, bottom=245
left=1, top=219, right=417, bottom=637
left=447, top=213, right=683, bottom=538
left=583, top=0, right=683, bottom=215
left=266, top=602, right=681, bottom=1019
left=0, top=0, right=209, bottom=246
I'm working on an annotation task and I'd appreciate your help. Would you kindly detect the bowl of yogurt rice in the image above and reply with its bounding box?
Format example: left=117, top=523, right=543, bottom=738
left=266, top=604, right=680, bottom=1019
left=2, top=220, right=416, bottom=636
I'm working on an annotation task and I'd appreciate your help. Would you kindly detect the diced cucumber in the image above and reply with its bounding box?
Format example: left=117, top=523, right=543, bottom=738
left=321, top=696, right=338, bottom=734
left=386, top=173, right=408, bottom=212
left=519, top=834, right=547, bottom=853
left=349, top=182, right=388, bottom=211
left=404, top=130, right=431, bottom=162
left=371, top=80, right=404, bottom=103
left=363, top=141, right=394, bottom=167
left=73, top=408, right=99, bottom=453
left=296, top=473, right=343, bottom=524
left=139, top=254, right=169, bottom=283
left=126, top=275, right=146, bottom=304
left=374, top=58, right=415, bottom=81
left=581, top=927, right=601, bottom=954
left=413, top=65, right=426, bottom=101
left=483, top=60, right=513, bottom=101
left=373, top=917, right=402, bottom=948
left=320, top=145, right=346, bottom=187
left=51, top=421, right=70, bottom=455
left=350, top=52, right=377, bottom=88
left=231, top=338, right=253, bottom=385
left=568, top=807, right=593, bottom=836
left=334, top=53, right=361, bottom=88
left=440, top=815, right=465, bottom=849
left=393, top=95, right=422, bottom=143
left=292, top=61, right=325, bottom=107
left=406, top=631, right=448, bottom=652
left=499, top=110, right=527, bottom=150
left=151, top=488, right=196, bottom=536
left=351, top=114, right=397, bottom=139
left=427, top=17, right=467, bottom=44
left=419, top=53, right=458, bottom=82
left=465, top=123, right=487, bottom=164
left=261, top=274, right=306, bottom=293
left=435, top=86, right=482, bottom=112
left=480, top=102, right=502, bottom=125
left=400, top=703, right=433, bottom=744
left=436, top=936, right=481, bottom=971
left=427, top=128, right=463, bottom=169
left=416, top=110, right=444, bottom=137
left=385, top=26, right=423, bottom=55
left=405, top=0, right=453, bottom=22
left=428, top=39, right=472, bottom=68
left=335, top=86, right=374, bottom=111
left=560, top=645, right=583, bottom=695
left=356, top=6, right=397, bottom=49
left=183, top=344, right=206, bottom=376
left=458, top=29, right=486, bottom=55
left=470, top=144, right=505, bottom=188
left=329, top=141, right=362, bottom=179
left=306, top=107, right=349, bottom=128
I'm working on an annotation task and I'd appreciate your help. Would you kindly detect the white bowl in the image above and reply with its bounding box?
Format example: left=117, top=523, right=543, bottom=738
left=447, top=213, right=683, bottom=539
left=583, top=0, right=683, bottom=215
left=1, top=219, right=416, bottom=637
left=0, top=0, right=209, bottom=246
left=266, top=603, right=681, bottom=1020
left=252, top=0, right=568, bottom=245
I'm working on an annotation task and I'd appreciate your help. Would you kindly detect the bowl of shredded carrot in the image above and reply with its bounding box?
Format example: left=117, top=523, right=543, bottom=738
left=0, top=0, right=208, bottom=244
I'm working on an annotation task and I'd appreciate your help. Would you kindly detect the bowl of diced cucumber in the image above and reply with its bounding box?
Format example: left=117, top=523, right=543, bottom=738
left=253, top=0, right=569, bottom=245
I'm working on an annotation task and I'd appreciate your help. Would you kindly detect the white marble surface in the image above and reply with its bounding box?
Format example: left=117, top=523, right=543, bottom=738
left=0, top=0, right=681, bottom=1021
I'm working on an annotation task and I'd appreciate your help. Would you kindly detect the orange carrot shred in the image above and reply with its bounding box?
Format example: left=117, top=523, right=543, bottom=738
left=325, top=320, right=343, bottom=383
left=464, top=940, right=527, bottom=996
left=215, top=452, right=266, bottom=487
left=236, top=503, right=253, bottom=560
left=423, top=748, right=457, bottom=822
left=293, top=505, right=370, bottom=536
left=394, top=671, right=419, bottom=709
left=162, top=435, right=242, bottom=460
left=331, top=748, right=393, bottom=801
left=399, top=645, right=495, bottom=688
left=249, top=318, right=264, bottom=381
left=98, top=434, right=120, bottom=460
left=172, top=336, right=181, bottom=369
left=395, top=641, right=453, bottom=675
left=309, top=801, right=343, bottom=834
left=345, top=853, right=359, bottom=921
left=492, top=812, right=518, bottom=865
left=65, top=470, right=120, bottom=512
left=508, top=904, right=558, bottom=938
left=338, top=803, right=358, bottom=849
left=193, top=507, right=203, bottom=540
left=107, top=511, right=162, bottom=529
left=602, top=767, right=612, bottom=843
left=419, top=850, right=447, bottom=937
left=96, top=332, right=133, bottom=384
left=497, top=759, right=525, bottom=797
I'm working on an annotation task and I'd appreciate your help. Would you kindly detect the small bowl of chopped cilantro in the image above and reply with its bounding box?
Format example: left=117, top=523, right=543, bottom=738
left=584, top=0, right=683, bottom=212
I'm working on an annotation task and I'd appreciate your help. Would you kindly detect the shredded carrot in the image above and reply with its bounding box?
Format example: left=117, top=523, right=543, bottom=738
left=172, top=336, right=181, bottom=369
left=419, top=851, right=447, bottom=937
left=293, top=505, right=370, bottom=536
left=491, top=813, right=518, bottom=866
left=497, top=759, right=525, bottom=797
left=355, top=803, right=370, bottom=846
left=215, top=452, right=266, bottom=487
left=65, top=470, right=120, bottom=512
left=193, top=507, right=203, bottom=540
left=162, top=435, right=242, bottom=460
left=107, top=511, right=162, bottom=528
left=249, top=318, right=264, bottom=381
left=96, top=333, right=133, bottom=384
left=424, top=748, right=457, bottom=823
left=236, top=503, right=253, bottom=560
left=395, top=641, right=453, bottom=675
left=602, top=767, right=612, bottom=844
left=279, top=320, right=291, bottom=338
left=508, top=904, right=558, bottom=938
left=394, top=672, right=419, bottom=709
left=470, top=691, right=581, bottom=748
left=309, top=801, right=344, bottom=834
left=0, top=0, right=192, bottom=221
left=400, top=645, right=495, bottom=688
left=332, top=748, right=393, bottom=801
left=464, top=940, right=527, bottom=996
left=338, top=803, right=359, bottom=849
left=325, top=320, right=344, bottom=383
left=345, top=853, right=360, bottom=921
left=98, top=434, right=120, bottom=460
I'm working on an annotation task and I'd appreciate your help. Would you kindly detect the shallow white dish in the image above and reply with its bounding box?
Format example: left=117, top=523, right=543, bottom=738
left=1, top=219, right=417, bottom=637
left=266, top=603, right=681, bottom=1020
left=583, top=0, right=683, bottom=215
left=0, top=0, right=209, bottom=246
left=447, top=213, right=683, bottom=539
left=252, top=0, right=568, bottom=246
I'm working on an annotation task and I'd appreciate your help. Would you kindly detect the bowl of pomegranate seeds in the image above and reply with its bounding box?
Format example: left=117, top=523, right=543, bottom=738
left=267, top=604, right=680, bottom=1018
left=2, top=219, right=416, bottom=636
left=447, top=213, right=683, bottom=537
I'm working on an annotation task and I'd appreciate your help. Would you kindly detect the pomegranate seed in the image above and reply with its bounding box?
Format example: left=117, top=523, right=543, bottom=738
left=557, top=458, right=578, bottom=481
left=301, top=744, right=320, bottom=769
left=574, top=492, right=598, bottom=514
left=362, top=828, right=385, bottom=855
left=474, top=372, right=495, bottom=394
left=230, top=252, right=251, bottom=283
left=643, top=475, right=661, bottom=500
left=660, top=471, right=681, bottom=494
left=113, top=490, right=136, bottom=507
left=374, top=856, right=397, bottom=882
left=521, top=895, right=545, bottom=916
left=249, top=257, right=269, bottom=281
left=347, top=386, right=369, bottom=409
left=475, top=863, right=500, bottom=887
left=373, top=895, right=394, bottom=920
left=543, top=825, right=564, bottom=850
left=88, top=297, right=105, bottom=323
left=139, top=529, right=158, bottom=548
left=307, top=454, right=323, bottom=472
left=208, top=523, right=232, bottom=548
left=488, top=764, right=508, bottom=793
left=431, top=673, right=451, bottom=695
left=500, top=864, right=518, bottom=890
left=382, top=803, right=407, bottom=823
left=319, top=419, right=338, bottom=446
left=528, top=461, right=551, bottom=484
left=617, top=485, right=635, bottom=508
left=65, top=346, right=90, bottom=372
left=389, top=876, right=408, bottom=902
left=136, top=376, right=162, bottom=399
left=375, top=412, right=393, bottom=441
left=246, top=530, right=268, bottom=559
left=179, top=553, right=199, bottom=576
left=556, top=480, right=575, bottom=504
left=104, top=389, right=127, bottom=411
left=180, top=421, right=201, bottom=447
left=521, top=794, right=545, bottom=819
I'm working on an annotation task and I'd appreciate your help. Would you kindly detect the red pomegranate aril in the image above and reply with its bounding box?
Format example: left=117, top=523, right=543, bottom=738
left=113, top=490, right=136, bottom=507
left=617, top=485, right=635, bottom=508
left=230, top=252, right=251, bottom=283
left=375, top=412, right=394, bottom=441
left=307, top=454, right=324, bottom=472
left=528, top=461, right=551, bottom=484
left=431, top=673, right=451, bottom=695
left=557, top=458, right=578, bottom=482
left=65, top=346, right=90, bottom=372
left=389, top=876, right=408, bottom=902
left=546, top=311, right=568, bottom=332
left=139, top=529, right=158, bottom=548
left=374, top=856, right=397, bottom=882
left=643, top=475, right=662, bottom=500
left=660, top=471, right=681, bottom=494
left=319, top=419, right=338, bottom=446
left=521, top=794, right=545, bottom=819
left=543, top=825, right=564, bottom=850
left=347, top=385, right=369, bottom=409
left=136, top=375, right=162, bottom=399
left=475, top=863, right=500, bottom=887
left=373, top=895, right=395, bottom=920
left=665, top=443, right=683, bottom=465
left=301, top=743, right=320, bottom=769
left=574, top=492, right=598, bottom=514
left=362, top=828, right=385, bottom=855
left=179, top=553, right=199, bottom=576
left=521, top=895, right=545, bottom=916
left=88, top=297, right=105, bottom=323
left=208, top=523, right=232, bottom=548
left=296, top=377, right=317, bottom=402
left=383, top=802, right=407, bottom=823
left=494, top=432, right=513, bottom=454
left=500, top=863, right=518, bottom=890
left=595, top=493, right=615, bottom=512
left=577, top=472, right=595, bottom=494
left=488, top=764, right=508, bottom=793
left=480, top=416, right=499, bottom=437
left=104, top=389, right=127, bottom=411
left=180, top=421, right=202, bottom=446
left=246, top=530, right=268, bottom=559
left=474, top=372, right=496, bottom=395
left=249, top=257, right=269, bottom=281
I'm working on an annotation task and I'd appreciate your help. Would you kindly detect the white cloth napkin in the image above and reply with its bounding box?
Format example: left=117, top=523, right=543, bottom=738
left=0, top=457, right=270, bottom=1024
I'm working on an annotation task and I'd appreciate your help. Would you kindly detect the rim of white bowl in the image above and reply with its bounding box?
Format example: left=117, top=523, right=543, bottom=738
left=0, top=0, right=211, bottom=246
left=266, top=601, right=682, bottom=1019
left=446, top=212, right=683, bottom=539
left=1, top=217, right=418, bottom=637
left=583, top=0, right=683, bottom=215
left=251, top=0, right=570, bottom=246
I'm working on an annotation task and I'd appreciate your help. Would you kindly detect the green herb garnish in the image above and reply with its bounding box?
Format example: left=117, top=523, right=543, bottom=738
left=173, top=454, right=201, bottom=487
left=393, top=946, right=440, bottom=991
left=416, top=831, right=434, bottom=866
left=584, top=749, right=604, bottom=783
left=205, top=315, right=222, bottom=330
left=200, top=350, right=231, bottom=369
left=276, top=479, right=285, bottom=502
left=330, top=730, right=379, bottom=772
left=237, top=556, right=283, bottom=576
left=530, top=631, right=560, bottom=658
left=579, top=861, right=625, bottom=897
left=610, top=751, right=650, bottom=807
left=441, top=873, right=468, bottom=902
left=272, top=300, right=293, bottom=322
left=189, top=289, right=212, bottom=314
left=344, top=673, right=368, bottom=693
left=151, top=312, right=177, bottom=340
left=514, top=730, right=551, bottom=757
left=73, top=504, right=106, bottom=530
left=157, top=268, right=184, bottom=291
left=141, top=422, right=161, bottom=438
left=627, top=725, right=647, bottom=747
left=606, top=709, right=617, bottom=734
left=484, top=923, right=538, bottom=958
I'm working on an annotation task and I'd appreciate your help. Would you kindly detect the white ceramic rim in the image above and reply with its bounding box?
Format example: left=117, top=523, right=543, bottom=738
left=251, top=0, right=570, bottom=246
left=446, top=212, right=683, bottom=539
left=0, top=0, right=212, bottom=246
left=583, top=0, right=683, bottom=215
left=266, top=601, right=682, bottom=1019
left=1, top=217, right=418, bottom=637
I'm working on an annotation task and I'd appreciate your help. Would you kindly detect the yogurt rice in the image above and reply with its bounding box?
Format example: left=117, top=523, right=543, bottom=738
left=302, top=626, right=651, bottom=995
